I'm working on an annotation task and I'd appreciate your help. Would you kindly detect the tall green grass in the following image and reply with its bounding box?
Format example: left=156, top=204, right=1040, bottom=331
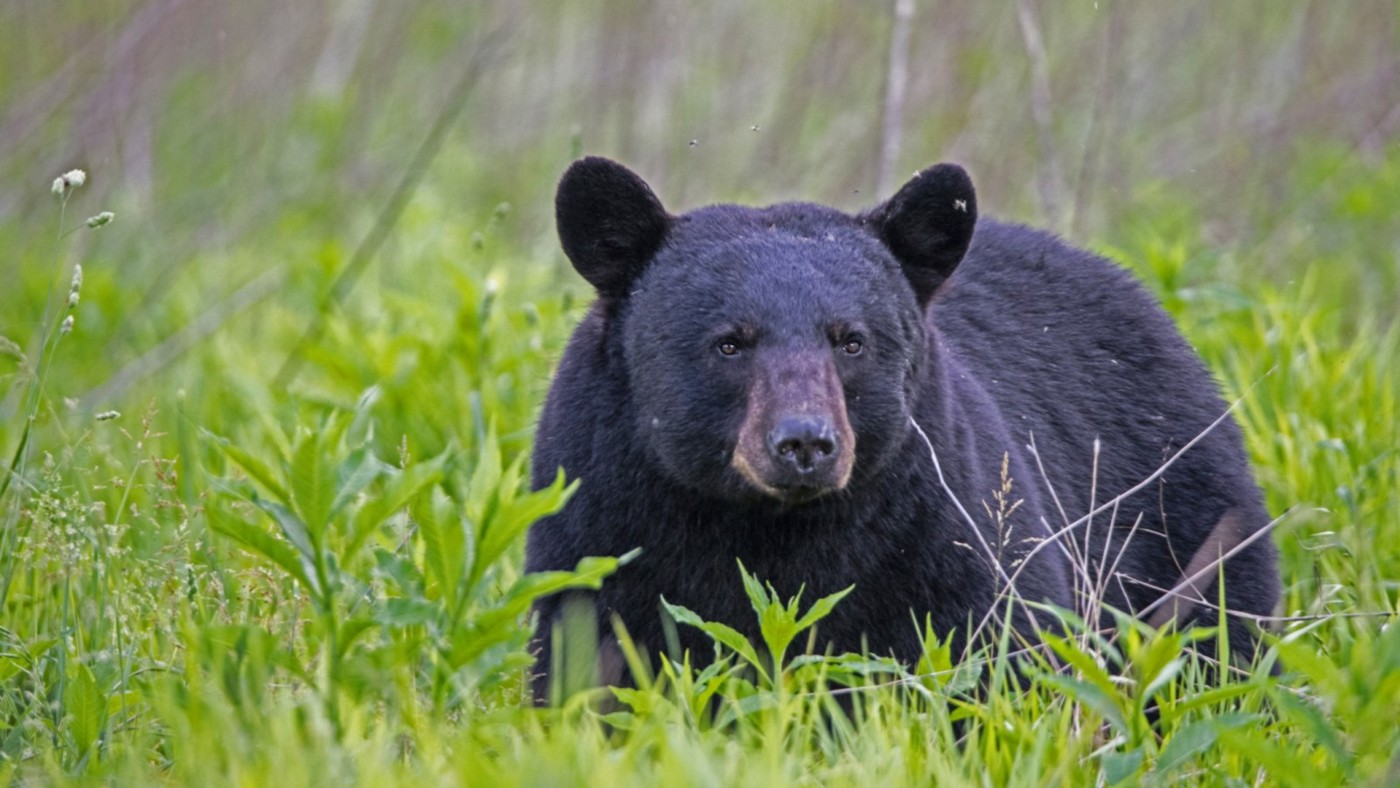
left=1, top=141, right=1396, bottom=784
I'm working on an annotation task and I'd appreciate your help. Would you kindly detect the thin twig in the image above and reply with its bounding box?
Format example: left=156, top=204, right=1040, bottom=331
left=1015, top=0, right=1068, bottom=232
left=909, top=418, right=1014, bottom=590
left=961, top=377, right=1270, bottom=653
left=1140, top=510, right=1290, bottom=626
left=877, top=0, right=914, bottom=197
left=909, top=418, right=1047, bottom=649
left=1120, top=574, right=1395, bottom=625
left=1069, top=0, right=1124, bottom=238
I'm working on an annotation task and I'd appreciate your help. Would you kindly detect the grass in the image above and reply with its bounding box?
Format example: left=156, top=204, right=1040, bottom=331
left=2, top=4, right=1399, bottom=784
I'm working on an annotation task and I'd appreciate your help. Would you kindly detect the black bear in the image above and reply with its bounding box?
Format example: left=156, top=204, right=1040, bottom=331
left=525, top=156, right=1280, bottom=704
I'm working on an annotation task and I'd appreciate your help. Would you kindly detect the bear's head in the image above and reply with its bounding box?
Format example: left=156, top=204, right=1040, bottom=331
left=556, top=157, right=977, bottom=506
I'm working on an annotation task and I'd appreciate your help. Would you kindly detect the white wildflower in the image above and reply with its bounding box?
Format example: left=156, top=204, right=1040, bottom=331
left=52, top=169, right=86, bottom=197
left=95, top=411, right=121, bottom=421
left=60, top=315, right=74, bottom=335
left=86, top=211, right=114, bottom=229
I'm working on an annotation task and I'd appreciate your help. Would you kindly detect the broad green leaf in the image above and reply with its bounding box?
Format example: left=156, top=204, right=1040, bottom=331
left=1275, top=638, right=1344, bottom=687
left=597, top=711, right=638, bottom=731
left=1153, top=712, right=1256, bottom=776
left=1153, top=719, right=1219, bottom=776
left=734, top=560, right=854, bottom=669
left=1038, top=672, right=1127, bottom=734
left=289, top=429, right=335, bottom=539
left=208, top=507, right=318, bottom=595
left=738, top=560, right=774, bottom=615
left=794, top=584, right=855, bottom=632
left=476, top=468, right=575, bottom=585
left=787, top=654, right=899, bottom=675
left=715, top=690, right=781, bottom=728
left=1132, top=625, right=1186, bottom=704
left=105, top=690, right=143, bottom=720
left=1156, top=681, right=1259, bottom=723
left=331, top=443, right=387, bottom=518
left=446, top=622, right=529, bottom=672
left=1272, top=686, right=1351, bottom=767
left=251, top=497, right=316, bottom=565
left=1045, top=634, right=1121, bottom=701
left=757, top=600, right=798, bottom=668
left=1100, top=747, right=1144, bottom=785
left=337, top=615, right=382, bottom=660
left=7, top=636, right=60, bottom=665
left=1139, top=657, right=1183, bottom=705
left=914, top=617, right=957, bottom=692
left=466, top=426, right=503, bottom=523
left=344, top=449, right=449, bottom=563
left=608, top=687, right=654, bottom=715
left=373, top=548, right=425, bottom=595
left=788, top=654, right=901, bottom=689
left=1217, top=729, right=1334, bottom=785
left=203, top=429, right=289, bottom=501
left=415, top=486, right=466, bottom=598
left=514, top=553, right=623, bottom=596
left=663, top=598, right=767, bottom=684
left=473, top=553, right=627, bottom=632
left=65, top=662, right=104, bottom=758
left=377, top=599, right=438, bottom=627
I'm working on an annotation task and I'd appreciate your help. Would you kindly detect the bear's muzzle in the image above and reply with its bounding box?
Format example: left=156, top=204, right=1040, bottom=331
left=731, top=350, right=855, bottom=503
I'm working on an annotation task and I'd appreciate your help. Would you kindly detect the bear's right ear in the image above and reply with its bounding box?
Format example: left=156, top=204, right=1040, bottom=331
left=862, top=163, right=978, bottom=306
left=556, top=157, right=671, bottom=299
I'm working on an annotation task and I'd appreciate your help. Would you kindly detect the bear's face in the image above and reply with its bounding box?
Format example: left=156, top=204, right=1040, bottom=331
left=623, top=210, right=926, bottom=503
left=555, top=158, right=977, bottom=506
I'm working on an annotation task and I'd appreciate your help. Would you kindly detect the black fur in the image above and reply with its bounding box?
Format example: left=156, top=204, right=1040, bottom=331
left=525, top=157, right=1280, bottom=703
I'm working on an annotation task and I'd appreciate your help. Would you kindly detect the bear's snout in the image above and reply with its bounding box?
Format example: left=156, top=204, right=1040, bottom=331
left=730, top=352, right=855, bottom=503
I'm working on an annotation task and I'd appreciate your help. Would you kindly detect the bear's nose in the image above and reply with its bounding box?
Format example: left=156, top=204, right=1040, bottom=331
left=768, top=415, right=838, bottom=474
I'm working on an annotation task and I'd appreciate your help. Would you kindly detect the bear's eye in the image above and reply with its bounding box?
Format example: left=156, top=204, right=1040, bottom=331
left=717, top=340, right=741, bottom=357
left=841, top=338, right=863, bottom=356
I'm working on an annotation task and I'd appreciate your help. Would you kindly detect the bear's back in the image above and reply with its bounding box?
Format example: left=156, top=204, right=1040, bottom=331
left=936, top=219, right=1234, bottom=474
left=935, top=219, right=1273, bottom=626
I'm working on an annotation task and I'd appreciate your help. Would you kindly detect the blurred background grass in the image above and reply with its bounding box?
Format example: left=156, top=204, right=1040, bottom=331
left=4, top=3, right=1398, bottom=275
left=3, top=2, right=1398, bottom=346
left=1, top=1, right=1399, bottom=783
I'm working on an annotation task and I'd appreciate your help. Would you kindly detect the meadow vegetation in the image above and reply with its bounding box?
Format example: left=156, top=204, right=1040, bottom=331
left=1, top=3, right=1397, bottom=784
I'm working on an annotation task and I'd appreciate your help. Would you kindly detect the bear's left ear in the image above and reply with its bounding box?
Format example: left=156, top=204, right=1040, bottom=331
left=556, top=156, right=672, bottom=300
left=862, top=163, right=977, bottom=306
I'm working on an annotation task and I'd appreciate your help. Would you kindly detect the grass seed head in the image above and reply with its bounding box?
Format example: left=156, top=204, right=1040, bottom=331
left=0, top=335, right=23, bottom=361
